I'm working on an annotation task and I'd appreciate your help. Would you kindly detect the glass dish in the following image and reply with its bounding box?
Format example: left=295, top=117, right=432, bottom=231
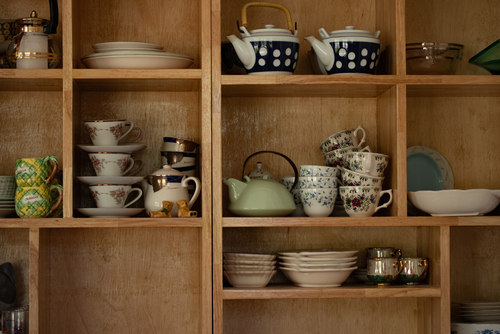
left=406, top=42, right=464, bottom=75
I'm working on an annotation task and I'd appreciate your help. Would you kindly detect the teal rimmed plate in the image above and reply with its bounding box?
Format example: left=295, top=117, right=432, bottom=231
left=407, top=146, right=454, bottom=192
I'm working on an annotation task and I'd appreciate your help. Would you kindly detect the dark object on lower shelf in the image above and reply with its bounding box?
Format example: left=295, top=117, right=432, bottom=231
left=0, top=262, right=16, bottom=311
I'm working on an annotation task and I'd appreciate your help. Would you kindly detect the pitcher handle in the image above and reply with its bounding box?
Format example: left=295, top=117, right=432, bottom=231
left=43, top=155, right=59, bottom=185
left=242, top=151, right=298, bottom=192
left=393, top=259, right=404, bottom=280
left=374, top=189, right=393, bottom=213
left=241, top=2, right=294, bottom=33
left=419, top=258, right=429, bottom=280
left=47, top=184, right=63, bottom=216
left=353, top=125, right=366, bottom=148
left=183, top=176, right=201, bottom=209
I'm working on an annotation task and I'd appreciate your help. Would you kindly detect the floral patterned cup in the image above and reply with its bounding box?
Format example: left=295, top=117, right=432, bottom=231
left=89, top=184, right=143, bottom=208
left=339, top=186, right=393, bottom=217
left=88, top=152, right=143, bottom=176
left=323, top=146, right=371, bottom=167
left=299, top=165, right=338, bottom=177
left=340, top=167, right=384, bottom=187
left=299, top=188, right=337, bottom=217
left=344, top=152, right=390, bottom=177
left=84, top=119, right=141, bottom=146
left=319, top=125, right=366, bottom=153
left=298, top=176, right=337, bottom=189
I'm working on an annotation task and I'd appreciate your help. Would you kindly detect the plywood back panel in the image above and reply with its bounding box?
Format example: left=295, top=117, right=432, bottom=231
left=46, top=227, right=201, bottom=334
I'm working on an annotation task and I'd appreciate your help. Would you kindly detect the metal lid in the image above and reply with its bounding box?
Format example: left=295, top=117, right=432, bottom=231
left=16, top=11, right=49, bottom=33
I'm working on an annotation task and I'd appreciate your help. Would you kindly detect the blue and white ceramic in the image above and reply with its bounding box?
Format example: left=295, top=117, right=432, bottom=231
left=227, top=25, right=299, bottom=75
left=305, top=26, right=382, bottom=75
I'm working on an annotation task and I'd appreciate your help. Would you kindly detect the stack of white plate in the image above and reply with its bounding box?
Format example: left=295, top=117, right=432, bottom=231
left=223, top=252, right=277, bottom=288
left=278, top=249, right=359, bottom=288
left=0, top=176, right=16, bottom=218
left=81, top=42, right=194, bottom=69
left=352, top=268, right=372, bottom=284
left=457, top=302, right=500, bottom=323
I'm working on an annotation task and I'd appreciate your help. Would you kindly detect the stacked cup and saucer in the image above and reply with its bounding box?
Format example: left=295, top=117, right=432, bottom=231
left=75, top=119, right=147, bottom=218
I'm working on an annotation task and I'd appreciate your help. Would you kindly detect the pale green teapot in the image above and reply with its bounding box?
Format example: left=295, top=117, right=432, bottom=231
left=224, top=151, right=298, bottom=217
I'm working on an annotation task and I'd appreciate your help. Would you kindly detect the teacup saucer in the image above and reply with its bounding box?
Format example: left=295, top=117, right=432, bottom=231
left=76, top=143, right=147, bottom=153
left=76, top=176, right=145, bottom=185
left=76, top=207, right=144, bottom=218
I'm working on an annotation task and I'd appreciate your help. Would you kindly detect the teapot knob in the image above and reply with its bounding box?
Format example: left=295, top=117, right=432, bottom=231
left=345, top=26, right=355, bottom=30
left=265, top=24, right=275, bottom=29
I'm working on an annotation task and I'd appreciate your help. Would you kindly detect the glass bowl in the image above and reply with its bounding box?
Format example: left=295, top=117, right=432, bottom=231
left=406, top=42, right=464, bottom=75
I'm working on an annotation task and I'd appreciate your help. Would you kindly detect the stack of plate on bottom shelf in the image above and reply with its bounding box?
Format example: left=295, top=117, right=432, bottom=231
left=223, top=252, right=277, bottom=288
left=456, top=301, right=500, bottom=323
left=0, top=176, right=15, bottom=218
left=278, top=249, right=359, bottom=288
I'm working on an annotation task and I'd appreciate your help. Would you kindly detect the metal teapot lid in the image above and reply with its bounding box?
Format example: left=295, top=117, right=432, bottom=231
left=16, top=0, right=58, bottom=34
left=320, top=26, right=380, bottom=41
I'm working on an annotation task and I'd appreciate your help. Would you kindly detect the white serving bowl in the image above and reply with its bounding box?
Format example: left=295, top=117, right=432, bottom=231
left=81, top=53, right=194, bottom=69
left=279, top=261, right=356, bottom=269
left=223, top=259, right=277, bottom=266
left=451, top=322, right=500, bottom=334
left=278, top=255, right=358, bottom=264
left=223, top=253, right=276, bottom=261
left=277, top=249, right=359, bottom=258
left=408, top=189, right=500, bottom=216
left=224, top=264, right=276, bottom=271
left=280, top=266, right=357, bottom=287
left=223, top=270, right=276, bottom=288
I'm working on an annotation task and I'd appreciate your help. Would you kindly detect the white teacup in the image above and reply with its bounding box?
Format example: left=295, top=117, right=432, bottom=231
left=89, top=184, right=143, bottom=208
left=344, top=152, right=390, bottom=177
left=298, top=176, right=337, bottom=189
left=319, top=125, right=366, bottom=153
left=299, top=188, right=337, bottom=217
left=299, top=165, right=338, bottom=177
left=88, top=152, right=143, bottom=176
left=84, top=119, right=141, bottom=146
left=323, top=146, right=371, bottom=167
left=340, top=167, right=384, bottom=187
left=339, top=186, right=393, bottom=217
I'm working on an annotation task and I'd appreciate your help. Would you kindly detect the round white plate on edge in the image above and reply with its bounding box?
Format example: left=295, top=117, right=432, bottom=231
left=76, top=176, right=145, bottom=185
left=76, top=208, right=144, bottom=218
left=407, top=146, right=454, bottom=191
left=76, top=143, right=147, bottom=153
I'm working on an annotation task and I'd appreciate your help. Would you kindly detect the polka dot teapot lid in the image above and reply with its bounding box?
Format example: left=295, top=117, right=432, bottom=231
left=318, top=26, right=381, bottom=43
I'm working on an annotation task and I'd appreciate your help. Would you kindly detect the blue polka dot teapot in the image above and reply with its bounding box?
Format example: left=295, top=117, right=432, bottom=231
left=305, top=26, right=382, bottom=75
left=226, top=2, right=299, bottom=75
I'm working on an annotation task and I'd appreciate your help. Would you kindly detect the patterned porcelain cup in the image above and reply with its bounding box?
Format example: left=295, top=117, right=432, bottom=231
left=298, top=176, right=337, bottom=189
left=323, top=146, right=371, bottom=167
left=15, top=156, right=59, bottom=187
left=15, top=184, right=63, bottom=218
left=366, top=247, right=402, bottom=259
left=88, top=152, right=143, bottom=176
left=339, top=186, right=393, bottom=217
left=89, top=184, right=143, bottom=208
left=367, top=257, right=403, bottom=286
left=319, top=125, right=366, bottom=153
left=340, top=167, right=384, bottom=187
left=398, top=258, right=428, bottom=285
left=299, top=187, right=337, bottom=217
left=84, top=119, right=141, bottom=146
left=299, top=165, right=338, bottom=178
left=344, top=152, right=390, bottom=177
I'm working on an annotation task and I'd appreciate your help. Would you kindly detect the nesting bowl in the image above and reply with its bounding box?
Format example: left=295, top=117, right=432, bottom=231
left=406, top=42, right=464, bottom=75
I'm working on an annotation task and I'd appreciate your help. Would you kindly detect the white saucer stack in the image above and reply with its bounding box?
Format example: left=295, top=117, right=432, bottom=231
left=457, top=301, right=500, bottom=323
left=223, top=252, right=277, bottom=288
left=278, top=249, right=359, bottom=288
left=0, top=176, right=15, bottom=218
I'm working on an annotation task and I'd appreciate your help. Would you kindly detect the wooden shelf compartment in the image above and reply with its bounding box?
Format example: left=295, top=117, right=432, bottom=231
left=223, top=283, right=441, bottom=300
left=0, top=71, right=63, bottom=91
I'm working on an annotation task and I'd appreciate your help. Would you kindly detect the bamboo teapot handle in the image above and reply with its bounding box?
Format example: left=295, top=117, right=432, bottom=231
left=241, top=2, right=294, bottom=33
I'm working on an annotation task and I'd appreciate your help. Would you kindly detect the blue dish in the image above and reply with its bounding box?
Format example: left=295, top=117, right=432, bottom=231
left=407, top=153, right=444, bottom=191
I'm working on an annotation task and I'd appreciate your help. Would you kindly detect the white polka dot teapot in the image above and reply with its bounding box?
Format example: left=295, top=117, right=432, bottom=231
left=305, top=26, right=382, bottom=75
left=226, top=2, right=299, bottom=75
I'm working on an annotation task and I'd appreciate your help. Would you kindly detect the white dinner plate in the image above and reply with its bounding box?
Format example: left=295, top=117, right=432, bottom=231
left=76, top=143, right=147, bottom=153
left=407, top=146, right=454, bottom=191
left=83, top=50, right=193, bottom=59
left=0, top=209, right=16, bottom=218
left=277, top=249, right=359, bottom=258
left=92, top=42, right=164, bottom=51
left=81, top=55, right=194, bottom=70
left=76, top=176, right=145, bottom=185
left=76, top=207, right=144, bottom=218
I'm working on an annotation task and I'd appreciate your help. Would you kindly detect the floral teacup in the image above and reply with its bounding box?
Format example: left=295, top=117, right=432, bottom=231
left=298, top=176, right=337, bottom=189
left=299, top=188, right=337, bottom=217
left=319, top=125, right=366, bottom=153
left=89, top=184, right=143, bottom=208
left=299, top=165, right=338, bottom=177
left=323, top=146, right=371, bottom=167
left=88, top=152, right=143, bottom=176
left=344, top=152, right=389, bottom=177
left=339, top=186, right=393, bottom=217
left=340, top=167, right=384, bottom=187
left=84, top=119, right=141, bottom=146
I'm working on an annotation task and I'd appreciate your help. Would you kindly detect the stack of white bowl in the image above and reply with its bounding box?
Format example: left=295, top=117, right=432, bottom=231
left=455, top=302, right=500, bottom=323
left=278, top=249, right=359, bottom=287
left=0, top=176, right=16, bottom=218
left=223, top=252, right=277, bottom=288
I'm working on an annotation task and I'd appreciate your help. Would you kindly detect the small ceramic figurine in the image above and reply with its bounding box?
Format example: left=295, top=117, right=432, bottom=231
left=149, top=201, right=174, bottom=218
left=177, top=200, right=197, bottom=217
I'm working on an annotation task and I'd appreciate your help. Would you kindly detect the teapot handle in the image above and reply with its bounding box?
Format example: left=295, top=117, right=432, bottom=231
left=241, top=2, right=295, bottom=34
left=242, top=151, right=298, bottom=193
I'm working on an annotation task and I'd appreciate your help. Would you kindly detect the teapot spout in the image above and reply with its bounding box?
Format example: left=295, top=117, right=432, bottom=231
left=224, top=178, right=247, bottom=203
left=304, top=35, right=334, bottom=70
left=226, top=35, right=255, bottom=68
